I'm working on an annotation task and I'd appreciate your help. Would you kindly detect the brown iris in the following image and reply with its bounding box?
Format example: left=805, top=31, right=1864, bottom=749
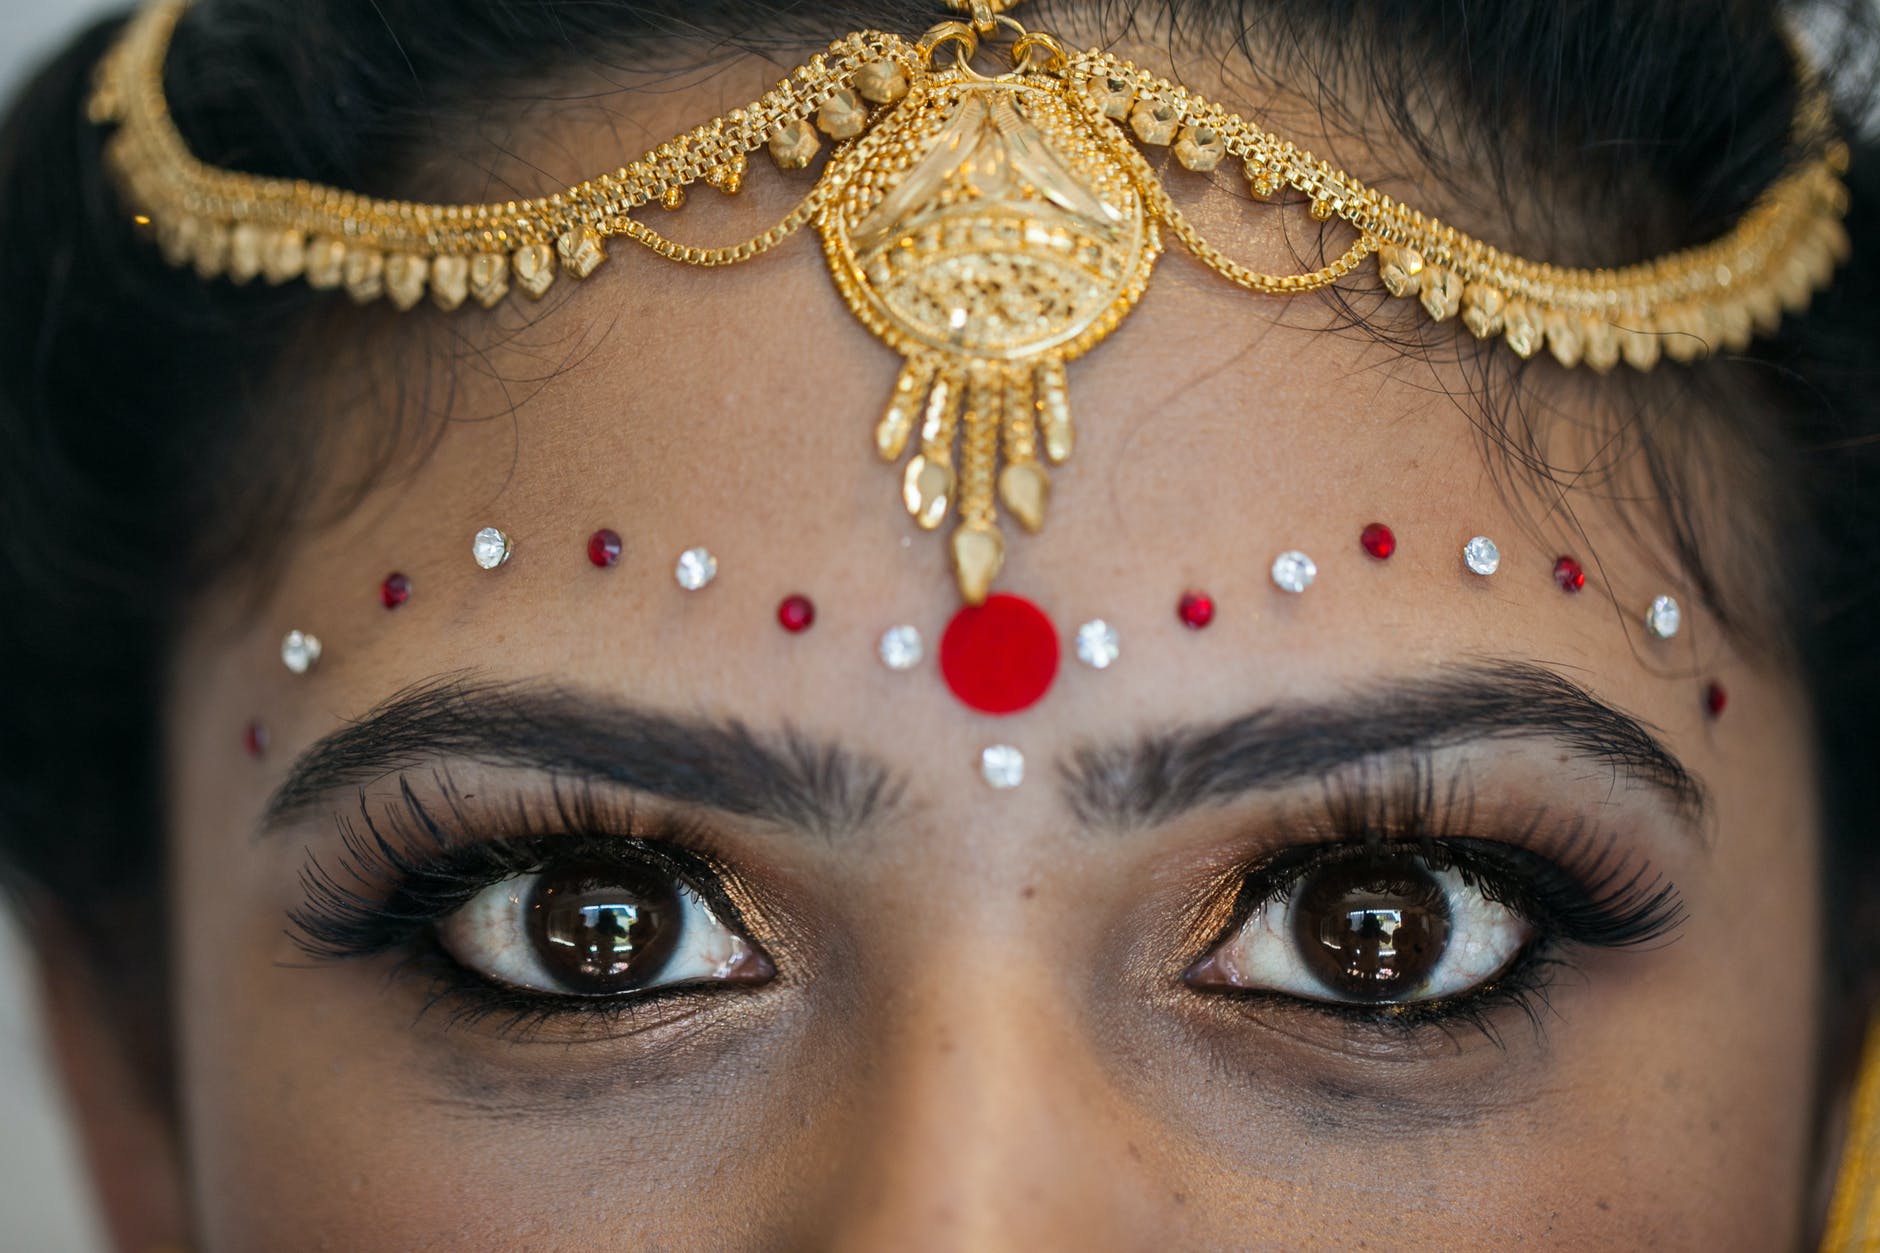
left=525, top=863, right=681, bottom=995
left=1292, top=855, right=1451, bottom=1002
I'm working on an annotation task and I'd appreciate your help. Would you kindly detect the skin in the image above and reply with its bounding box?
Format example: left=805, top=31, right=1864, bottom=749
left=57, top=30, right=1830, bottom=1253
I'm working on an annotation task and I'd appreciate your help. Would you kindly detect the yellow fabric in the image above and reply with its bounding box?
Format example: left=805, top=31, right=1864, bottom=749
left=1825, top=1022, right=1880, bottom=1251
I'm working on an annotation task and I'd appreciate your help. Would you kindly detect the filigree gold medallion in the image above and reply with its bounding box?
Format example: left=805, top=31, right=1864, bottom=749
left=819, top=69, right=1162, bottom=603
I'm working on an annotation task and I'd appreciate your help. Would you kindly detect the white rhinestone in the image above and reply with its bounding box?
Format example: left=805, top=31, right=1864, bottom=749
left=1645, top=594, right=1682, bottom=639
left=878, top=624, right=924, bottom=671
left=1074, top=619, right=1120, bottom=669
left=1463, top=535, right=1501, bottom=576
left=280, top=630, right=322, bottom=675
left=471, top=526, right=511, bottom=570
left=674, top=547, right=718, bottom=591
left=980, top=744, right=1026, bottom=789
left=1270, top=550, right=1317, bottom=594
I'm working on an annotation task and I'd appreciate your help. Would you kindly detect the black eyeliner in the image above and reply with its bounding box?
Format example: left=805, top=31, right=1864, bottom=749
left=286, top=775, right=768, bottom=1030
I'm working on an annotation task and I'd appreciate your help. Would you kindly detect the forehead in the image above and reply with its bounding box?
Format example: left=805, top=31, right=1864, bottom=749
left=175, top=58, right=1736, bottom=791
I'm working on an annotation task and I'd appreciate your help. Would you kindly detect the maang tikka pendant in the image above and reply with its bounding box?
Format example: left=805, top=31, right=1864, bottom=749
left=818, top=26, right=1162, bottom=604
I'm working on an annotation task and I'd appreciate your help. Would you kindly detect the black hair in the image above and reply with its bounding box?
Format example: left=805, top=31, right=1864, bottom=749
left=0, top=0, right=1875, bottom=1101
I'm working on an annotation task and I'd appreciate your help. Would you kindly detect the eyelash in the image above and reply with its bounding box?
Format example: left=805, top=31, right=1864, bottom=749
left=292, top=764, right=1685, bottom=1040
left=1207, top=766, right=1685, bottom=1041
left=289, top=778, right=755, bottom=1032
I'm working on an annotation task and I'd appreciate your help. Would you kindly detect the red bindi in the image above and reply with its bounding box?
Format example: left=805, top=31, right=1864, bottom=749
left=939, top=593, right=1060, bottom=715
left=242, top=720, right=269, bottom=759
left=380, top=571, right=412, bottom=608
left=1177, top=590, right=1215, bottom=630
left=777, top=594, right=816, bottom=633
left=1360, top=522, right=1396, bottom=560
left=1553, top=555, right=1586, bottom=592
left=587, top=528, right=623, bottom=568
left=1705, top=681, right=1728, bottom=718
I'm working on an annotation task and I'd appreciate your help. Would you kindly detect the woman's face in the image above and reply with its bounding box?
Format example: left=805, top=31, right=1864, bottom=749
left=157, top=56, right=1822, bottom=1250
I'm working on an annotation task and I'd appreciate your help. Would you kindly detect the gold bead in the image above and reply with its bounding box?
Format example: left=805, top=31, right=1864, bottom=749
left=854, top=60, right=908, bottom=104
left=998, top=462, right=1050, bottom=533
left=304, top=237, right=346, bottom=290
left=1309, top=196, right=1337, bottom=221
left=155, top=215, right=197, bottom=267
left=227, top=222, right=264, bottom=284
left=1096, top=75, right=1135, bottom=121
left=1746, top=284, right=1781, bottom=335
left=1128, top=98, right=1179, bottom=146
left=384, top=253, right=429, bottom=311
left=1501, top=300, right=1542, bottom=358
left=429, top=254, right=469, bottom=312
left=660, top=185, right=686, bottom=211
left=555, top=226, right=605, bottom=278
left=950, top=522, right=1005, bottom=607
left=262, top=229, right=305, bottom=286
left=1418, top=265, right=1462, bottom=321
left=1776, top=255, right=1814, bottom=313
left=1245, top=160, right=1278, bottom=200
left=1375, top=243, right=1424, bottom=298
left=704, top=152, right=747, bottom=195
left=817, top=88, right=868, bottom=140
left=1825, top=217, right=1852, bottom=263
left=193, top=222, right=230, bottom=281
left=1172, top=125, right=1224, bottom=172
left=1658, top=305, right=1709, bottom=362
left=1459, top=284, right=1505, bottom=339
left=1619, top=324, right=1661, bottom=371
left=1582, top=317, right=1620, bottom=372
left=1544, top=309, right=1583, bottom=368
left=1716, top=301, right=1753, bottom=352
left=768, top=119, right=820, bottom=170
left=468, top=253, right=509, bottom=308
left=903, top=453, right=954, bottom=530
left=342, top=248, right=384, bottom=304
left=512, top=242, right=556, bottom=298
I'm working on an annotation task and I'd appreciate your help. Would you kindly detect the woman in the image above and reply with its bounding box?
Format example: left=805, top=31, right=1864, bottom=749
left=1, top=0, right=1876, bottom=1246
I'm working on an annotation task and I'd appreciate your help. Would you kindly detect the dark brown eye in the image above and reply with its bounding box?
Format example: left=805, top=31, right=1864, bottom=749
left=1291, top=855, right=1452, bottom=1002
left=525, top=862, right=682, bottom=995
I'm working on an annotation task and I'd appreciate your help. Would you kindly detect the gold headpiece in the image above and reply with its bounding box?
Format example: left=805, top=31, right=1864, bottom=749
left=90, top=0, right=1851, bottom=605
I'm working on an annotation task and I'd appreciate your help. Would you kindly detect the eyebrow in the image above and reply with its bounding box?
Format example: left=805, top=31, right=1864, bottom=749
left=261, top=674, right=901, bottom=838
left=1061, top=660, right=1705, bottom=830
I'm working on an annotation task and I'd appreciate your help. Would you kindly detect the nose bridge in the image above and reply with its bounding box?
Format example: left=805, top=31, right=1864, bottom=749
left=821, top=958, right=1152, bottom=1252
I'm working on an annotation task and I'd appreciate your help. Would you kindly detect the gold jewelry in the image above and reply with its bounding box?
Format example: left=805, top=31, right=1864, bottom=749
left=90, top=0, right=1851, bottom=605
left=1824, top=1016, right=1880, bottom=1250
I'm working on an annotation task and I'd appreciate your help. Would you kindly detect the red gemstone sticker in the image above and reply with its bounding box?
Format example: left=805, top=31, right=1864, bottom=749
left=1178, top=591, right=1215, bottom=630
left=940, top=593, right=1060, bottom=715
left=242, top=720, right=269, bottom=759
left=1553, top=555, right=1586, bottom=592
left=588, top=528, right=623, bottom=568
left=1360, top=522, right=1396, bottom=560
left=1705, top=681, right=1728, bottom=718
left=380, top=572, right=412, bottom=609
left=777, top=594, right=816, bottom=633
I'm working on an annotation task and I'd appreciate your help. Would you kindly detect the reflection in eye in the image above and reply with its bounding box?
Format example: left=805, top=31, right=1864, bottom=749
left=437, top=860, right=770, bottom=997
left=1190, top=850, right=1534, bottom=1005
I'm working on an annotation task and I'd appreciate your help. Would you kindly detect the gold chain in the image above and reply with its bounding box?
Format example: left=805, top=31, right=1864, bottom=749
left=91, top=0, right=1849, bottom=374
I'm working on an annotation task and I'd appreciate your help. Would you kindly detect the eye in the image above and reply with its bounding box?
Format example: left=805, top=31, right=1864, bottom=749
left=1188, top=849, right=1534, bottom=1005
left=436, top=859, right=772, bottom=997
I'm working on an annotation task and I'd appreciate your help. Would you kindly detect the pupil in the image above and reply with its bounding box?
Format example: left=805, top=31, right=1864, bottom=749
left=1291, top=855, right=1451, bottom=1002
left=526, top=863, right=682, bottom=995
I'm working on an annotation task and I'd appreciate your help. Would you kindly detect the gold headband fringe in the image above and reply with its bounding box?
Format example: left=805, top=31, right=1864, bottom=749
left=89, top=0, right=1852, bottom=605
